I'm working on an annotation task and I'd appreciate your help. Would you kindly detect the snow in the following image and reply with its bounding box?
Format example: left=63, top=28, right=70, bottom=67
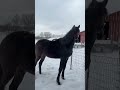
left=48, top=37, right=61, bottom=41
left=5, top=73, right=34, bottom=90
left=35, top=46, right=85, bottom=90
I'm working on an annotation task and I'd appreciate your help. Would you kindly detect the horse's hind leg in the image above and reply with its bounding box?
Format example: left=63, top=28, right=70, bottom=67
left=39, top=55, right=45, bottom=74
left=9, top=67, right=25, bottom=90
left=0, top=71, right=14, bottom=90
left=35, top=56, right=41, bottom=66
left=61, top=57, right=68, bottom=80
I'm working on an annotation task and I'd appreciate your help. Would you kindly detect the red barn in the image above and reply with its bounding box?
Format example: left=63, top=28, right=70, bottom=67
left=105, top=11, right=120, bottom=42
left=79, top=31, right=85, bottom=44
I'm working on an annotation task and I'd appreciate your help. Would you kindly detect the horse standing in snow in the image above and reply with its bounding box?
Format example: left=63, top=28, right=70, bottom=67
left=35, top=25, right=80, bottom=85
left=0, top=31, right=35, bottom=90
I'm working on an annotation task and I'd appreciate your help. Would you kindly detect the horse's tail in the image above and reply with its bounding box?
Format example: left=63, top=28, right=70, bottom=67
left=35, top=40, right=43, bottom=66
left=35, top=39, right=48, bottom=66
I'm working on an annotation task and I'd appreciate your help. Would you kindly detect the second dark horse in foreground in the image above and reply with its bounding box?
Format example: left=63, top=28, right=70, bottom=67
left=35, top=25, right=80, bottom=85
left=0, top=31, right=35, bottom=90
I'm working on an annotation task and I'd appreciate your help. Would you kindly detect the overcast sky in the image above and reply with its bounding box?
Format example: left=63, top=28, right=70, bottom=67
left=0, top=0, right=34, bottom=24
left=35, top=0, right=85, bottom=36
left=35, top=0, right=120, bottom=36
left=0, top=0, right=119, bottom=35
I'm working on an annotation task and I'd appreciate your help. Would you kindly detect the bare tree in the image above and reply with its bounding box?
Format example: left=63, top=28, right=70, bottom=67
left=11, top=14, right=20, bottom=26
left=44, top=32, right=52, bottom=38
left=21, top=14, right=35, bottom=26
left=39, top=32, right=44, bottom=37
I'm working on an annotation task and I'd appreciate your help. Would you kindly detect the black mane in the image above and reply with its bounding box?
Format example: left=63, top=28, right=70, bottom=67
left=60, top=25, right=80, bottom=45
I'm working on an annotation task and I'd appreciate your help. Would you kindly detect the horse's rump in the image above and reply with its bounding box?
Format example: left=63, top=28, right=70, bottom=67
left=35, top=39, right=62, bottom=58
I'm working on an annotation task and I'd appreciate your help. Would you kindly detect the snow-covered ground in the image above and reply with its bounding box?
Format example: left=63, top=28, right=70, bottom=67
left=35, top=39, right=85, bottom=90
left=5, top=73, right=34, bottom=90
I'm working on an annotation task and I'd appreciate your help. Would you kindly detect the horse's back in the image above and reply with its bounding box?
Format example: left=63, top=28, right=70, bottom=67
left=36, top=39, right=49, bottom=47
left=35, top=38, right=73, bottom=58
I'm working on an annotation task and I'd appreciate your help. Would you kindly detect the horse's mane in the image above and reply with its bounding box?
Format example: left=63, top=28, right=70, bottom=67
left=60, top=27, right=75, bottom=45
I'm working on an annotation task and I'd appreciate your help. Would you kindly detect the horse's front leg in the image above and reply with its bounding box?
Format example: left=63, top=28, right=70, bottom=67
left=61, top=57, right=68, bottom=80
left=56, top=58, right=65, bottom=85
left=56, top=59, right=64, bottom=85
left=9, top=67, right=25, bottom=90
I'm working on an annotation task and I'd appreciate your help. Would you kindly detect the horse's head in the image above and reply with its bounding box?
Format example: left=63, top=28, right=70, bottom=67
left=60, top=25, right=80, bottom=45
left=71, top=25, right=80, bottom=40
left=86, top=0, right=108, bottom=35
left=90, top=0, right=108, bottom=8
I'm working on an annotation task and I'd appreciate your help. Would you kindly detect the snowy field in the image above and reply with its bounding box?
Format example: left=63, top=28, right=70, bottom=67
left=35, top=40, right=85, bottom=90
left=5, top=73, right=34, bottom=90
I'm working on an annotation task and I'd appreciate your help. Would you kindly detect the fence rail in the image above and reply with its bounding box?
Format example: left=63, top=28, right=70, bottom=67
left=70, top=47, right=85, bottom=71
left=88, top=52, right=120, bottom=90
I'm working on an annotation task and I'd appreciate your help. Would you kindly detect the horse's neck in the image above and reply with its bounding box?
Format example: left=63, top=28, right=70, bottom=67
left=86, top=7, right=107, bottom=53
left=60, top=34, right=74, bottom=45
left=66, top=38, right=75, bottom=49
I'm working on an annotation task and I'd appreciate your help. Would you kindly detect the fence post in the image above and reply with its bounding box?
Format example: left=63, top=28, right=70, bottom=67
left=70, top=55, right=72, bottom=70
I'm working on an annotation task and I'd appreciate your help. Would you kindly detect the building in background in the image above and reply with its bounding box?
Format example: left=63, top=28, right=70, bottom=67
left=79, top=31, right=85, bottom=44
left=105, top=11, right=120, bottom=42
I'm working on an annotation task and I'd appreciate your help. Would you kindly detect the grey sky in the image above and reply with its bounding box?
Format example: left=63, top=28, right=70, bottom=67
left=35, top=0, right=85, bottom=36
left=0, top=0, right=34, bottom=24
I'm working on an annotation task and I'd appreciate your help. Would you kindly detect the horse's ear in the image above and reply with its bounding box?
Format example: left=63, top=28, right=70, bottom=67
left=102, top=0, right=108, bottom=7
left=73, top=25, right=75, bottom=28
left=78, top=25, right=80, bottom=28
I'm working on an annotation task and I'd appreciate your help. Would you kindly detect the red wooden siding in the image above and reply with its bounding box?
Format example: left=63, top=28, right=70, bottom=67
left=79, top=31, right=85, bottom=44
left=106, top=11, right=120, bottom=42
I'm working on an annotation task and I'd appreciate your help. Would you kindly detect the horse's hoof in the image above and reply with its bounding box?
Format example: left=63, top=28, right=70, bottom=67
left=39, top=72, right=42, bottom=74
left=61, top=77, right=65, bottom=80
left=56, top=80, right=61, bottom=85
left=57, top=82, right=61, bottom=85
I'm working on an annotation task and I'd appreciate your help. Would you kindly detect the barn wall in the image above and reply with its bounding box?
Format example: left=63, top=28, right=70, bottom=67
left=80, top=31, right=85, bottom=44
left=106, top=11, right=120, bottom=42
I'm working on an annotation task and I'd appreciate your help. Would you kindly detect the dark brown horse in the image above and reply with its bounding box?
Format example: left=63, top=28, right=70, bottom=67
left=85, top=0, right=108, bottom=89
left=35, top=25, right=80, bottom=85
left=0, top=31, right=35, bottom=90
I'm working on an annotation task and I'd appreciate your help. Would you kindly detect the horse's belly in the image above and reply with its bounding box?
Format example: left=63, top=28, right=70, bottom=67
left=45, top=49, right=61, bottom=58
left=46, top=52, right=60, bottom=58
